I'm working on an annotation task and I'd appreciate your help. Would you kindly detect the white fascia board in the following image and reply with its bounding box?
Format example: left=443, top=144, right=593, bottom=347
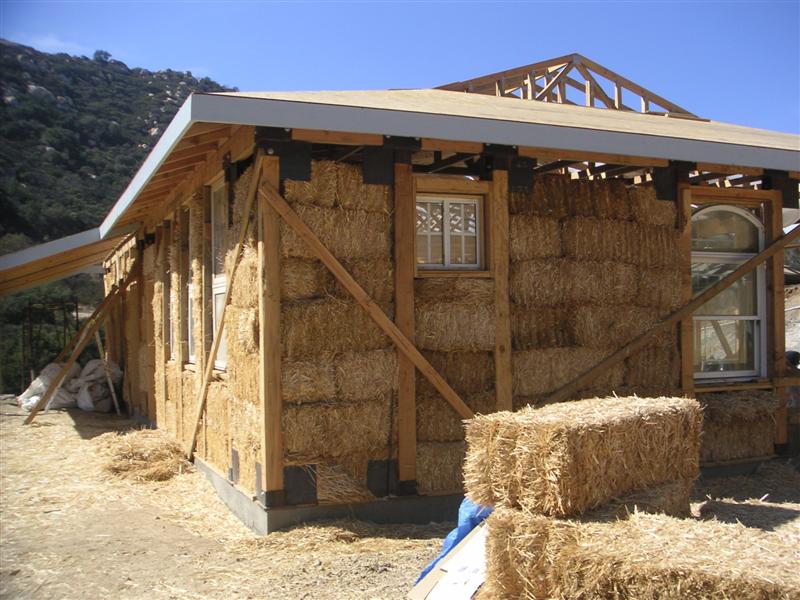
left=190, top=94, right=800, bottom=172
left=98, top=96, right=196, bottom=238
left=0, top=228, right=101, bottom=270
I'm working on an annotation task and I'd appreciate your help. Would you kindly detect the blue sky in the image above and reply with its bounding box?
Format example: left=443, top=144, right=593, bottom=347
left=2, top=1, right=799, bottom=133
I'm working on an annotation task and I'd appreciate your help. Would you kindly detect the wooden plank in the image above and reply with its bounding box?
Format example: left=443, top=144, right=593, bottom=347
left=184, top=122, right=231, bottom=138
left=257, top=155, right=284, bottom=493
left=185, top=153, right=265, bottom=459
left=679, top=189, right=694, bottom=396
left=94, top=331, right=121, bottom=415
left=767, top=191, right=788, bottom=445
left=291, top=128, right=383, bottom=146
left=438, top=53, right=579, bottom=92
left=165, top=141, right=220, bottom=163
left=535, top=63, right=573, bottom=100
left=548, top=224, right=800, bottom=404
left=53, top=287, right=120, bottom=364
left=696, top=163, right=763, bottom=177
left=414, top=176, right=489, bottom=195
left=695, top=382, right=774, bottom=393
left=259, top=184, right=474, bottom=420
left=491, top=170, right=513, bottom=412
left=416, top=270, right=493, bottom=279
left=394, top=162, right=417, bottom=483
left=517, top=146, right=669, bottom=168
left=421, top=139, right=484, bottom=154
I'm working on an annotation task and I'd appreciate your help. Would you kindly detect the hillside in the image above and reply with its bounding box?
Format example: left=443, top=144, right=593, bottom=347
left=0, top=40, right=233, bottom=392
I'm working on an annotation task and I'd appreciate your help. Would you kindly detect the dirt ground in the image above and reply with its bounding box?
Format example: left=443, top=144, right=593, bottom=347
left=2, top=398, right=799, bottom=600
left=0, top=400, right=450, bottom=599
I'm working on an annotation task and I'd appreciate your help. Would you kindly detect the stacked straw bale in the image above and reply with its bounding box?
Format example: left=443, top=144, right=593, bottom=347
left=697, top=391, right=778, bottom=463
left=483, top=508, right=800, bottom=600
left=279, top=161, right=397, bottom=501
left=464, top=396, right=702, bottom=516
left=509, top=178, right=682, bottom=406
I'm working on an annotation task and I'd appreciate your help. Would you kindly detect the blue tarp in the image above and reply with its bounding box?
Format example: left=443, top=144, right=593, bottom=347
left=416, top=497, right=492, bottom=583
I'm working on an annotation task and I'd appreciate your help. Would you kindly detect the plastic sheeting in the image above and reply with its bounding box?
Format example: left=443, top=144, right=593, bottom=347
left=18, top=359, right=122, bottom=413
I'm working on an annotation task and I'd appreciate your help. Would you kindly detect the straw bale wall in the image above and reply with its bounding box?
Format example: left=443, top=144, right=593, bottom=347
left=416, top=441, right=466, bottom=494
left=464, top=396, right=702, bottom=516
left=483, top=508, right=799, bottom=600
left=509, top=178, right=682, bottom=405
left=280, top=161, right=398, bottom=498
left=697, top=391, right=778, bottom=463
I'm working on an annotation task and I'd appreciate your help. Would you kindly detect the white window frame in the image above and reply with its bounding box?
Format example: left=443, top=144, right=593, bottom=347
left=691, top=205, right=766, bottom=381
left=416, top=194, right=483, bottom=270
left=210, top=179, right=227, bottom=371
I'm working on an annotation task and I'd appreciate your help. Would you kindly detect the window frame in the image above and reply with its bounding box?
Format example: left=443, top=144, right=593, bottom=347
left=691, top=204, right=766, bottom=381
left=415, top=193, right=485, bottom=271
left=210, top=177, right=228, bottom=371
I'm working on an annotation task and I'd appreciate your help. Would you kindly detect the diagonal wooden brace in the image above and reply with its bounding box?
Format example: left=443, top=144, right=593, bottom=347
left=548, top=225, right=800, bottom=404
left=258, top=183, right=475, bottom=421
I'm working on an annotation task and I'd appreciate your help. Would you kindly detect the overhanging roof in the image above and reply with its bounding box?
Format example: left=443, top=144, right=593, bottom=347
left=99, top=88, right=799, bottom=237
left=0, top=228, right=126, bottom=296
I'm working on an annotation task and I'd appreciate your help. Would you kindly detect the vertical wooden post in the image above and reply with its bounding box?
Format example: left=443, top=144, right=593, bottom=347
left=492, top=169, right=513, bottom=411
left=766, top=192, right=788, bottom=446
left=679, top=188, right=695, bottom=397
left=394, top=162, right=417, bottom=485
left=258, top=156, right=284, bottom=502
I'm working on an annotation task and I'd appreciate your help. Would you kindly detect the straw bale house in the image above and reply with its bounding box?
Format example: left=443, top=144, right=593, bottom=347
left=1, top=54, right=798, bottom=532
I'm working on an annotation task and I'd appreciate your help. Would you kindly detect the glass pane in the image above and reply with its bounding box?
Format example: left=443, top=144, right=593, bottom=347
left=464, top=236, right=478, bottom=265
left=692, top=262, right=757, bottom=315
left=692, top=209, right=760, bottom=252
left=212, top=187, right=227, bottom=277
left=693, top=319, right=756, bottom=373
left=449, top=203, right=464, bottom=234
left=416, top=201, right=443, bottom=233
left=464, top=203, right=477, bottom=234
left=214, top=291, right=227, bottom=367
left=450, top=234, right=463, bottom=264
left=430, top=235, right=443, bottom=265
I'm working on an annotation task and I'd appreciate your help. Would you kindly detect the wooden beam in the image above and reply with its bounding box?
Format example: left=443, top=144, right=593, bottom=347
left=535, top=63, right=573, bottom=100
left=491, top=170, right=513, bottom=412
left=696, top=163, right=763, bottom=177
left=415, top=176, right=489, bottom=195
left=421, top=139, right=484, bottom=155
left=164, top=142, right=220, bottom=163
left=766, top=192, right=788, bottom=445
left=258, top=155, right=283, bottom=495
left=517, top=146, right=669, bottom=168
left=184, top=122, right=231, bottom=138
left=185, top=152, right=265, bottom=459
left=291, top=128, right=384, bottom=146
left=259, top=183, right=474, bottom=420
left=425, top=153, right=477, bottom=174
left=394, top=162, right=417, bottom=484
left=548, top=224, right=800, bottom=404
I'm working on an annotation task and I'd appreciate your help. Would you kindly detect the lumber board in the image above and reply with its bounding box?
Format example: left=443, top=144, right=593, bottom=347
left=491, top=170, right=513, bottom=412
left=185, top=152, right=265, bottom=459
left=679, top=190, right=694, bottom=395
left=767, top=192, right=788, bottom=444
left=517, top=146, right=669, bottom=168
left=420, top=139, right=484, bottom=154
left=548, top=224, right=800, bottom=404
left=258, top=184, right=474, bottom=420
left=415, top=176, right=489, bottom=195
left=257, top=155, right=283, bottom=493
left=394, top=162, right=417, bottom=482
left=291, top=128, right=383, bottom=146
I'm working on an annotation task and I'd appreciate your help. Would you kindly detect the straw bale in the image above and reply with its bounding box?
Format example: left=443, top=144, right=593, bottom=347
left=230, top=244, right=259, bottom=309
left=584, top=478, right=693, bottom=520
left=281, top=298, right=391, bottom=358
left=636, top=267, right=682, bottom=311
left=464, top=396, right=702, bottom=515
left=512, top=348, right=625, bottom=397
left=417, top=392, right=497, bottom=442
left=510, top=259, right=637, bottom=306
left=282, top=397, right=392, bottom=462
left=485, top=508, right=800, bottom=600
left=698, top=392, right=778, bottom=463
left=282, top=358, right=336, bottom=405
left=624, top=343, right=682, bottom=395
left=335, top=162, right=392, bottom=213
left=97, top=429, right=189, bottom=482
left=164, top=364, right=180, bottom=438
left=315, top=462, right=376, bottom=505
left=509, top=214, right=561, bottom=261
left=415, top=277, right=495, bottom=304
left=511, top=304, right=577, bottom=349
left=334, top=258, right=395, bottom=305
left=629, top=183, right=677, bottom=227
left=225, top=306, right=260, bottom=404
left=230, top=395, right=261, bottom=494
left=336, top=349, right=397, bottom=402
left=280, top=204, right=391, bottom=260
left=204, top=381, right=231, bottom=473
left=509, top=176, right=631, bottom=221
left=180, top=370, right=198, bottom=447
left=281, top=258, right=332, bottom=301
left=416, top=351, right=494, bottom=397
left=416, top=441, right=466, bottom=494
left=573, top=304, right=673, bottom=349
left=284, top=160, right=337, bottom=207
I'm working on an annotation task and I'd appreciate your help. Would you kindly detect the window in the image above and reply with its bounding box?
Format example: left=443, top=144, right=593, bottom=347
left=210, top=179, right=228, bottom=370
left=416, top=195, right=482, bottom=269
left=691, top=205, right=765, bottom=379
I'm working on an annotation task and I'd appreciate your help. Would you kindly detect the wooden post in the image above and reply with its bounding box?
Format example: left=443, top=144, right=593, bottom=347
left=547, top=225, right=800, bottom=404
left=766, top=192, right=788, bottom=445
left=491, top=170, right=513, bottom=412
left=259, top=184, right=474, bottom=420
left=679, top=189, right=695, bottom=396
left=258, top=155, right=284, bottom=500
left=185, top=153, right=265, bottom=459
left=94, top=331, right=121, bottom=415
left=394, top=162, right=417, bottom=485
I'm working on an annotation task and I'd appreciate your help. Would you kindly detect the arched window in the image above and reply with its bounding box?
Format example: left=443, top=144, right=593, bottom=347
left=691, top=206, right=765, bottom=379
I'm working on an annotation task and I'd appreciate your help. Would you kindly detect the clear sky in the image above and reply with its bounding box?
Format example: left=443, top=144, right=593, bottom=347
left=2, top=1, right=799, bottom=134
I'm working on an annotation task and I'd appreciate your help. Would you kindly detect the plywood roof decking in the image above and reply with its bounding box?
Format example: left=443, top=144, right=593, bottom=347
left=0, top=228, right=126, bottom=296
